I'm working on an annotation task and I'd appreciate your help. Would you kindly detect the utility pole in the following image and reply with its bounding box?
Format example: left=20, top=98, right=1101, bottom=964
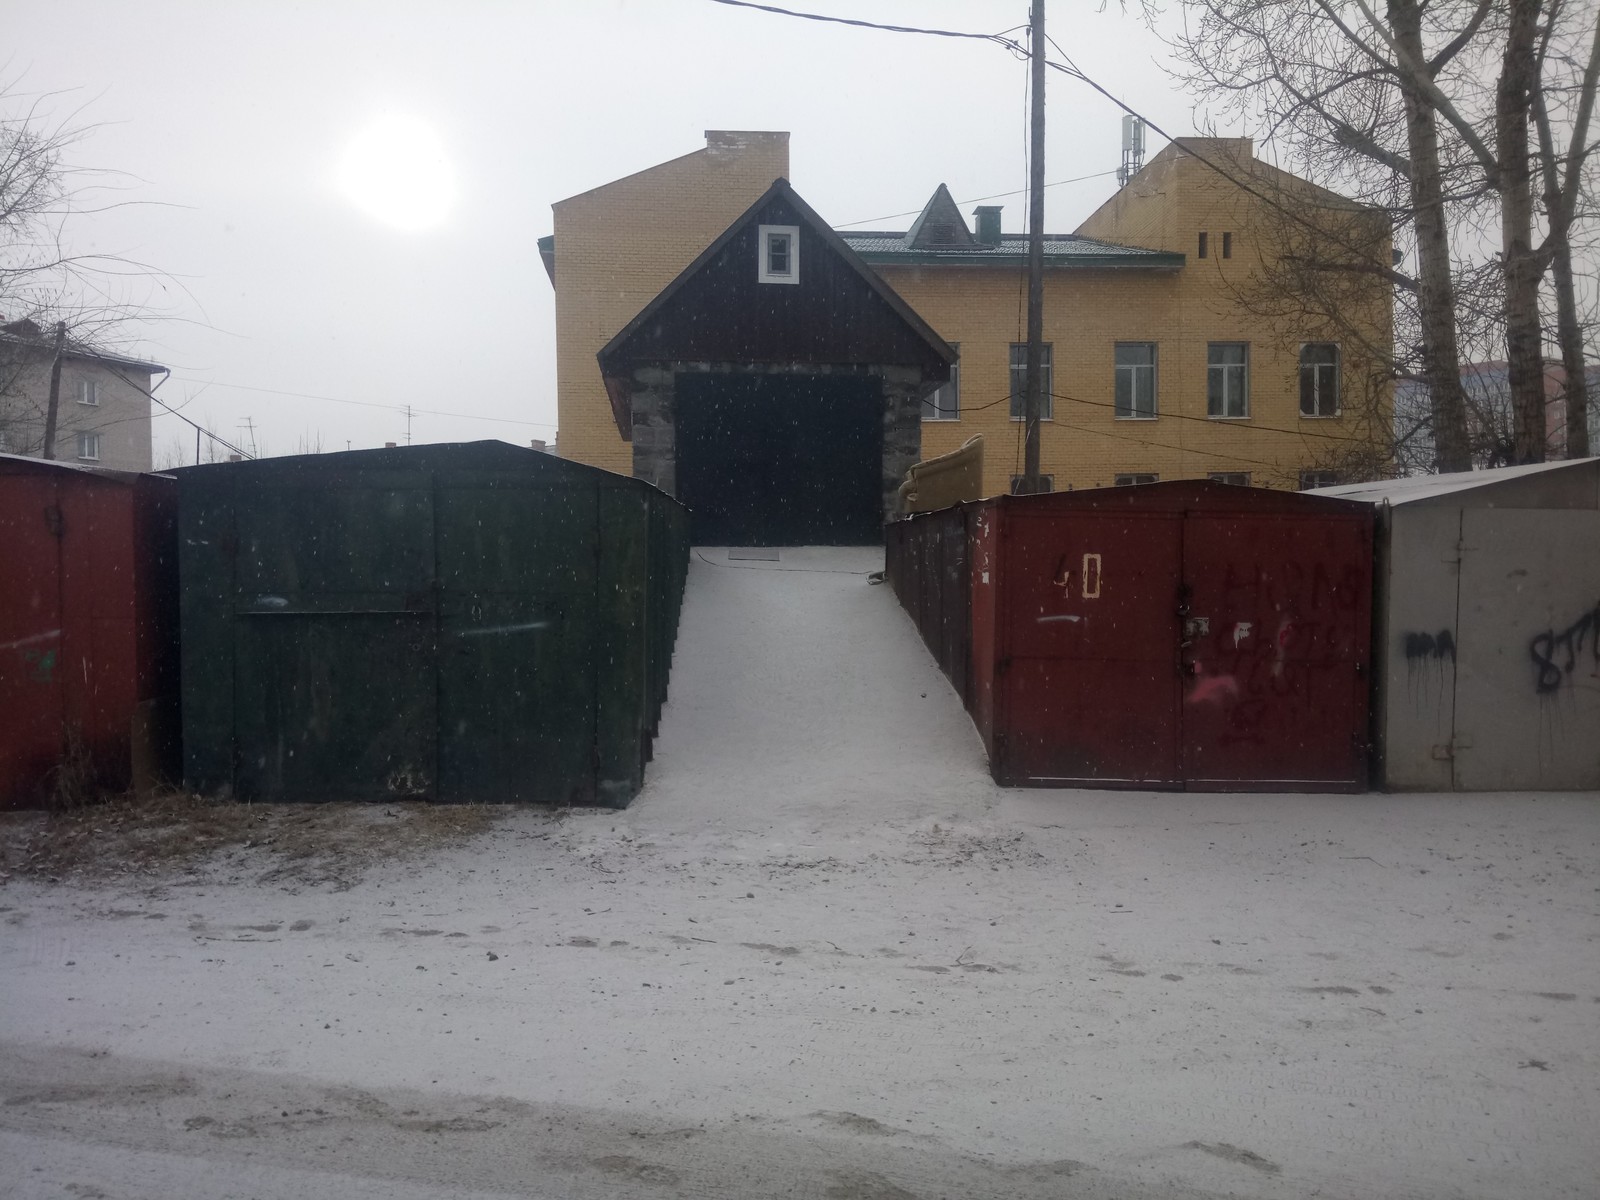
left=41, top=322, right=67, bottom=461
left=1020, top=0, right=1047, bottom=494
left=405, top=404, right=413, bottom=445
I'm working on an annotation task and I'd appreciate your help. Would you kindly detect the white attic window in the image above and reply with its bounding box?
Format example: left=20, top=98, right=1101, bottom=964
left=758, top=224, right=799, bottom=285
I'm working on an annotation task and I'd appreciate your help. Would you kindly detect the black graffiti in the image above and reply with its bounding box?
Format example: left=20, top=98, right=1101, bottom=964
left=1403, top=630, right=1456, bottom=662
left=1529, top=603, right=1600, bottom=694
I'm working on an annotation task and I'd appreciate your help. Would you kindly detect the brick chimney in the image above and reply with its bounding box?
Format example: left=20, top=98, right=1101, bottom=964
left=704, top=130, right=790, bottom=155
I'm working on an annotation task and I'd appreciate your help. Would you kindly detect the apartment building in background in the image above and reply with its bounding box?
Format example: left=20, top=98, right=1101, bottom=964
left=0, top=319, right=167, bottom=473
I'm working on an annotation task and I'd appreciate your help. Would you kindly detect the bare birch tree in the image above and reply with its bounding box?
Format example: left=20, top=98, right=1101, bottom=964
left=1168, top=0, right=1600, bottom=469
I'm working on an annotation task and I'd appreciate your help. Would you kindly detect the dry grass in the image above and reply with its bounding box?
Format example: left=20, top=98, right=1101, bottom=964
left=0, top=791, right=502, bottom=889
left=47, top=726, right=99, bottom=813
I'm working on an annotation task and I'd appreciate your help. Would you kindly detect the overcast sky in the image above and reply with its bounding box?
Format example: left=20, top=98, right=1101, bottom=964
left=6, top=0, right=1219, bottom=463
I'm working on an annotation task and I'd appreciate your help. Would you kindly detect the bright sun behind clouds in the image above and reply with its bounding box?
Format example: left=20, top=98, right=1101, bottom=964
left=336, top=114, right=457, bottom=232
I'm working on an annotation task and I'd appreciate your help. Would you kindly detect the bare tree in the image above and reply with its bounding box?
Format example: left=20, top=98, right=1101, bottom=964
left=0, top=86, right=170, bottom=457
left=1168, top=0, right=1600, bottom=470
left=1334, top=0, right=1598, bottom=461
left=1169, top=0, right=1487, bottom=472
left=1532, top=0, right=1600, bottom=457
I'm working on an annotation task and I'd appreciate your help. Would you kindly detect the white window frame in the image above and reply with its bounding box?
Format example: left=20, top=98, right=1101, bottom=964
left=1207, top=342, right=1249, bottom=419
left=77, top=379, right=100, bottom=406
left=1208, top=471, right=1250, bottom=486
left=77, top=431, right=101, bottom=461
left=1299, top=469, right=1340, bottom=490
left=758, top=224, right=800, bottom=285
left=1300, top=343, right=1341, bottom=417
left=1114, top=472, right=1158, bottom=486
left=923, top=344, right=960, bottom=421
left=1115, top=342, right=1158, bottom=419
left=1008, top=343, right=1053, bottom=420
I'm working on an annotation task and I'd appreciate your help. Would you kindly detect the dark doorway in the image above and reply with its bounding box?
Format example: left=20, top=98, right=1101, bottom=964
left=675, top=373, right=884, bottom=545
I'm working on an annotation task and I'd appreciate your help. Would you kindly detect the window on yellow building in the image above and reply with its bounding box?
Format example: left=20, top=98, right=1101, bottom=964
left=1208, top=471, right=1250, bottom=486
left=1299, top=343, right=1340, bottom=416
left=923, top=345, right=959, bottom=421
left=1198, top=231, right=1208, bottom=259
left=1207, top=343, right=1248, bottom=418
left=1114, top=343, right=1157, bottom=419
left=1299, top=469, right=1340, bottom=490
left=1008, top=343, right=1053, bottom=420
left=1222, top=232, right=1233, bottom=258
left=1114, top=472, right=1158, bottom=486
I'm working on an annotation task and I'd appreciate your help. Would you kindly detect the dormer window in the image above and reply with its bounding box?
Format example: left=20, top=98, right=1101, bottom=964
left=758, top=224, right=799, bottom=284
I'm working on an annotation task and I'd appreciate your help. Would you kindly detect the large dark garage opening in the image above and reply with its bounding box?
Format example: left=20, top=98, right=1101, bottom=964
left=676, top=373, right=884, bottom=546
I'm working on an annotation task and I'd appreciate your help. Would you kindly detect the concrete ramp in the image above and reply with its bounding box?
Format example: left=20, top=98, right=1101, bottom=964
left=632, top=547, right=999, bottom=830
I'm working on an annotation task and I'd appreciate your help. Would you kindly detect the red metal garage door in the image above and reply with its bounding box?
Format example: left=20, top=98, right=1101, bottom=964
left=0, top=475, right=66, bottom=806
left=1180, top=514, right=1371, bottom=790
left=976, top=484, right=1372, bottom=792
left=999, top=510, right=1183, bottom=787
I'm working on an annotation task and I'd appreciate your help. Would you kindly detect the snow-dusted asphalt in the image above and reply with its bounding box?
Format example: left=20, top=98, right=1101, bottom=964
left=2, top=547, right=1596, bottom=1199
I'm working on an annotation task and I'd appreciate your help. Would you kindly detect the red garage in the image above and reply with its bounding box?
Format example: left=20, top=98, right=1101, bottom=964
left=0, top=455, right=178, bottom=808
left=889, top=481, right=1375, bottom=792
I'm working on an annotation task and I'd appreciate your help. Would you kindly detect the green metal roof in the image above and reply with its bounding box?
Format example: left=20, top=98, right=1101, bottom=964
left=840, top=231, right=1184, bottom=269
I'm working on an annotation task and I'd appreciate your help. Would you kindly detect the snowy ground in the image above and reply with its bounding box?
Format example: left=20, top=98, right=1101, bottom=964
left=2, top=547, right=1597, bottom=1199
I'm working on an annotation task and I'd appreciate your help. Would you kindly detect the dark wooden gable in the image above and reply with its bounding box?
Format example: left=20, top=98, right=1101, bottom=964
left=906, top=183, right=979, bottom=250
left=598, top=179, right=954, bottom=434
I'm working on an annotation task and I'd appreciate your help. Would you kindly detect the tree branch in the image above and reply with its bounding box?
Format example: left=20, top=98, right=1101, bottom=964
left=1339, top=0, right=1502, bottom=174
left=1429, top=0, right=1496, bottom=73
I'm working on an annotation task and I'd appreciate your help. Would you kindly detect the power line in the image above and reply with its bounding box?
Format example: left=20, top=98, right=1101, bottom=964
left=834, top=169, right=1120, bottom=229
left=706, top=0, right=1017, bottom=43
left=713, top=0, right=1408, bottom=288
left=955, top=394, right=1348, bottom=478
left=165, top=377, right=558, bottom=430
left=961, top=384, right=1385, bottom=448
left=1039, top=418, right=1301, bottom=479
left=1035, top=56, right=1408, bottom=285
left=85, top=359, right=256, bottom=460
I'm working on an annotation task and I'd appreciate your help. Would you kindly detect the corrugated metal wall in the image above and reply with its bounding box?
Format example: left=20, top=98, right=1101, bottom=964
left=885, top=506, right=971, bottom=707
left=889, top=483, right=1375, bottom=792
left=177, top=442, right=689, bottom=808
left=1, top=459, right=178, bottom=808
left=1375, top=495, right=1600, bottom=791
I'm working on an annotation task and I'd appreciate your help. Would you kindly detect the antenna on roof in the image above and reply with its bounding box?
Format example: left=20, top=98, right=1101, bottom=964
left=1118, top=115, right=1145, bottom=187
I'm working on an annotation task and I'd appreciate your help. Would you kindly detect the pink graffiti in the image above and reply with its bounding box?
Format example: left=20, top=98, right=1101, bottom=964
left=1272, top=617, right=1296, bottom=678
left=1186, top=671, right=1240, bottom=705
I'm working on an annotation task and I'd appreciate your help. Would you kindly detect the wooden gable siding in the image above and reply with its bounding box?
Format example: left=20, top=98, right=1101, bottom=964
left=602, top=193, right=950, bottom=376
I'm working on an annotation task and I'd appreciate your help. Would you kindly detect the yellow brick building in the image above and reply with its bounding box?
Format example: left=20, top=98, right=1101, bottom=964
left=540, top=131, right=790, bottom=475
left=542, top=132, right=1391, bottom=498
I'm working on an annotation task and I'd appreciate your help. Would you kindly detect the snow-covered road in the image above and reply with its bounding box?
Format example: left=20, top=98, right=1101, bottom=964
left=3, top=548, right=1597, bottom=1198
